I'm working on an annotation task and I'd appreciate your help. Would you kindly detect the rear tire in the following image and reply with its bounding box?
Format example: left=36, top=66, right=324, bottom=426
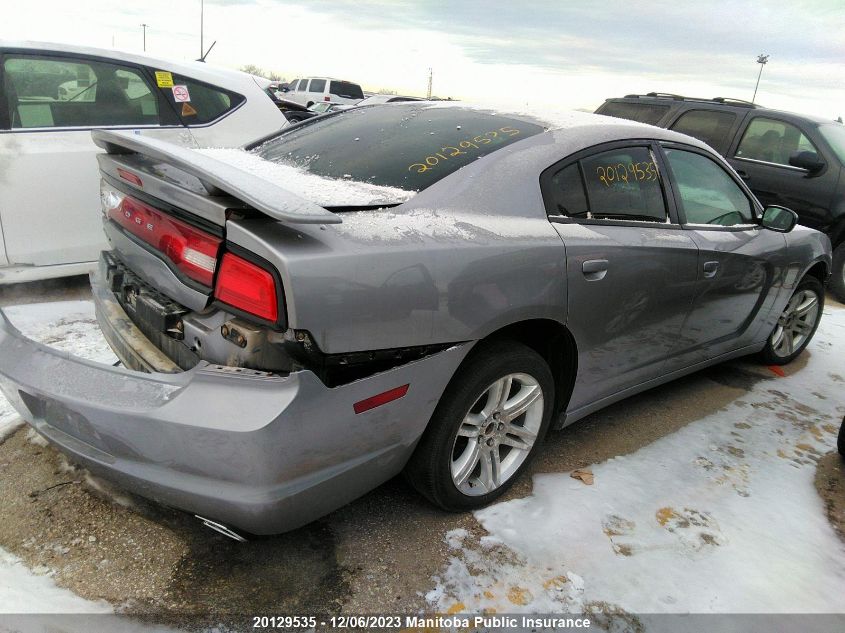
left=405, top=340, right=554, bottom=511
left=830, top=243, right=845, bottom=304
left=758, top=275, right=824, bottom=365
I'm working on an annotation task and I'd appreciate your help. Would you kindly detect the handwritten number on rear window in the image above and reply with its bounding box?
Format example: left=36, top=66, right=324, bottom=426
left=409, top=127, right=522, bottom=173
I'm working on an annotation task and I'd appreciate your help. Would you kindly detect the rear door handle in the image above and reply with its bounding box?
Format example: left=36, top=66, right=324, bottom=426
left=735, top=169, right=750, bottom=181
left=703, top=261, right=720, bottom=278
left=582, top=259, right=608, bottom=281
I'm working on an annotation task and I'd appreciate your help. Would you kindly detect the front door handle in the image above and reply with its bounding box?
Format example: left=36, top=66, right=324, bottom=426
left=703, top=261, right=720, bottom=278
left=582, top=259, right=608, bottom=281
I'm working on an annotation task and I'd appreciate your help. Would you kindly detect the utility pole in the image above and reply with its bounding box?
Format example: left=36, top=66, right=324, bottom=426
left=427, top=67, right=433, bottom=100
left=752, top=54, right=769, bottom=104
left=140, top=23, right=148, bottom=51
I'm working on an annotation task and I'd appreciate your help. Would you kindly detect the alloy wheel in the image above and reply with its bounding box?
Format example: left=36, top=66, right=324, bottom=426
left=770, top=289, right=820, bottom=358
left=450, top=373, right=544, bottom=496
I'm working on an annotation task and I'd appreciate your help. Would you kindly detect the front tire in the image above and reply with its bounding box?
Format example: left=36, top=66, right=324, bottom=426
left=759, top=275, right=824, bottom=365
left=830, top=243, right=845, bottom=304
left=405, top=340, right=554, bottom=511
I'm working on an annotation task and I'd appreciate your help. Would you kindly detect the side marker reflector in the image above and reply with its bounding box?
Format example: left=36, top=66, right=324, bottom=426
left=353, top=384, right=410, bottom=414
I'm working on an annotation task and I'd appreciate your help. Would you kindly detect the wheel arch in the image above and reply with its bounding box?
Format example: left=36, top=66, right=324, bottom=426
left=475, top=318, right=577, bottom=421
left=803, top=258, right=830, bottom=285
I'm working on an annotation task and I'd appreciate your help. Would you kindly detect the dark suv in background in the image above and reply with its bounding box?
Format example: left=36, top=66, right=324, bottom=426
left=596, top=93, right=845, bottom=302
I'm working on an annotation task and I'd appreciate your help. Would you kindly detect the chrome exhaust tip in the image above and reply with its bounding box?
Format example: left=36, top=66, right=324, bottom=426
left=195, top=515, right=248, bottom=542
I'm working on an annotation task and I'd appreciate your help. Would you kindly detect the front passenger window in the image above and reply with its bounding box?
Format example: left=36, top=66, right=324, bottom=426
left=664, top=149, right=753, bottom=226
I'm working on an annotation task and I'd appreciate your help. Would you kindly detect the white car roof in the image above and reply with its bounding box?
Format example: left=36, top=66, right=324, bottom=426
left=0, top=40, right=270, bottom=93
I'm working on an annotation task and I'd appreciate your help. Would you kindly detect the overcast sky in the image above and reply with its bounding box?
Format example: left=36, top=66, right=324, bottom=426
left=2, top=0, right=843, bottom=118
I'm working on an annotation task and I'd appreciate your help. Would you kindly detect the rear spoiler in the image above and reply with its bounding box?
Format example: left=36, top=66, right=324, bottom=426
left=92, top=130, right=341, bottom=225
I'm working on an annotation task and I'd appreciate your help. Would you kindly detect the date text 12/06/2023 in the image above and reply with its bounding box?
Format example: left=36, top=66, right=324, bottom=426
left=408, top=126, right=522, bottom=173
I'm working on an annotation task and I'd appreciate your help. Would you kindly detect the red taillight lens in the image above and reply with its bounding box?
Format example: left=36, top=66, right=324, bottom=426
left=324, top=95, right=330, bottom=101
left=214, top=253, right=279, bottom=322
left=108, top=196, right=221, bottom=286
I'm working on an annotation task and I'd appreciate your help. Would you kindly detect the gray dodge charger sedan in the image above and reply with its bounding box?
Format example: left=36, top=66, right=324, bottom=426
left=0, top=104, right=832, bottom=537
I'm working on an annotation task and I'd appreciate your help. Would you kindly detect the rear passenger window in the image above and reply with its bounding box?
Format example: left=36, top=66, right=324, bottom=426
left=670, top=110, right=737, bottom=154
left=664, top=149, right=753, bottom=225
left=546, top=164, right=589, bottom=217
left=309, top=79, right=326, bottom=93
left=598, top=102, right=669, bottom=126
left=735, top=117, right=818, bottom=166
left=4, top=55, right=159, bottom=128
left=165, top=75, right=244, bottom=124
left=579, top=148, right=667, bottom=222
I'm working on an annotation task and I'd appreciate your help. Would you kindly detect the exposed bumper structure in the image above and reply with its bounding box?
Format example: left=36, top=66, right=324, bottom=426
left=0, top=270, right=469, bottom=534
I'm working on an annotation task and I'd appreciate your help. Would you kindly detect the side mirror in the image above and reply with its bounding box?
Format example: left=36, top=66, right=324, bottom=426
left=789, top=150, right=825, bottom=174
left=760, top=205, right=799, bottom=233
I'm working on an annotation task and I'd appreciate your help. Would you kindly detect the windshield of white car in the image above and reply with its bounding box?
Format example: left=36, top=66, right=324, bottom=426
left=252, top=104, right=545, bottom=191
left=819, top=124, right=845, bottom=165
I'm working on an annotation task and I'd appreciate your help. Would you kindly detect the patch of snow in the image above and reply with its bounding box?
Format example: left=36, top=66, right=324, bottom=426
left=0, top=302, right=117, bottom=446
left=25, top=427, right=49, bottom=448
left=3, top=301, right=118, bottom=365
left=197, top=148, right=415, bottom=207
left=0, top=548, right=110, bottom=614
left=430, top=305, right=845, bottom=614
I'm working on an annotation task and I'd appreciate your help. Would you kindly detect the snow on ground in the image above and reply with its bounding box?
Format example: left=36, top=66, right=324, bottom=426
left=0, top=548, right=111, bottom=614
left=429, top=304, right=845, bottom=615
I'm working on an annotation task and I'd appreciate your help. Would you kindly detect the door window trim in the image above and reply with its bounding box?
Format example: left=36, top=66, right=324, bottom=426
left=0, top=48, right=167, bottom=134
left=540, top=139, right=683, bottom=228
left=666, top=107, right=743, bottom=155
left=658, top=141, right=763, bottom=232
left=731, top=115, right=821, bottom=172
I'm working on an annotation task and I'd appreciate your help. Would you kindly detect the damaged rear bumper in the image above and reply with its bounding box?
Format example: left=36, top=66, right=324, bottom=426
left=0, top=273, right=469, bottom=535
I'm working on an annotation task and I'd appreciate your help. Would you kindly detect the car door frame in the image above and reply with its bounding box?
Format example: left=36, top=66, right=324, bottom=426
left=724, top=113, right=837, bottom=233
left=663, top=104, right=750, bottom=156
left=540, top=138, right=704, bottom=416
left=656, top=139, right=790, bottom=361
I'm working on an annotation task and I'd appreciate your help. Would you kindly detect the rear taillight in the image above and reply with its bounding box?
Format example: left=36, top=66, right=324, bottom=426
left=106, top=191, right=221, bottom=287
left=324, top=96, right=330, bottom=101
left=214, top=253, right=279, bottom=322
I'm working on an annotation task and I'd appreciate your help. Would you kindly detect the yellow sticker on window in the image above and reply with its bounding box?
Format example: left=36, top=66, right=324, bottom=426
left=155, top=71, right=174, bottom=88
left=181, top=102, right=197, bottom=117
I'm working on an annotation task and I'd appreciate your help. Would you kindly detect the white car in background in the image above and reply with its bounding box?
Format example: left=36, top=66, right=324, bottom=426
left=0, top=41, right=287, bottom=284
left=283, top=77, right=364, bottom=107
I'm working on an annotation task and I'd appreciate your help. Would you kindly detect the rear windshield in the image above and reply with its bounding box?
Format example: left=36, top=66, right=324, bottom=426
left=598, top=101, right=669, bottom=126
left=329, top=81, right=364, bottom=100
left=253, top=104, right=545, bottom=192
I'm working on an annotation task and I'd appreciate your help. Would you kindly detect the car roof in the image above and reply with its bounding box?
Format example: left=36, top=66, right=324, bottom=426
left=604, top=94, right=835, bottom=125
left=0, top=39, right=270, bottom=93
